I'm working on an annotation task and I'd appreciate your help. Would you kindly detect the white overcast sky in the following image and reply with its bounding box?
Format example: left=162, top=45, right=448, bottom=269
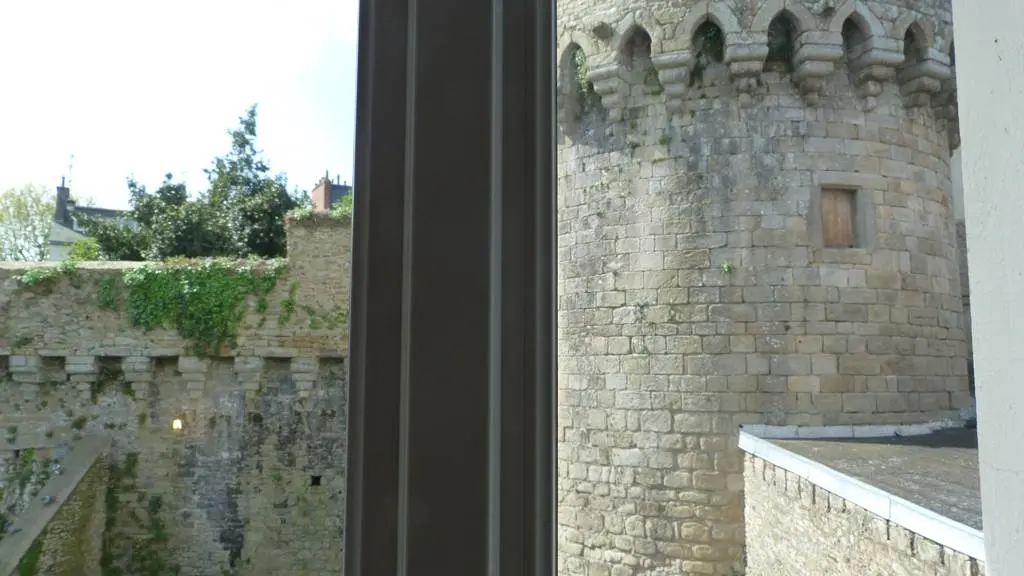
left=0, top=0, right=359, bottom=209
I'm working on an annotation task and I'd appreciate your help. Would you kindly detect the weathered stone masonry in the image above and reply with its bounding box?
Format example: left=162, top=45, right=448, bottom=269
left=0, top=214, right=351, bottom=575
left=743, top=453, right=983, bottom=576
left=555, top=0, right=967, bottom=574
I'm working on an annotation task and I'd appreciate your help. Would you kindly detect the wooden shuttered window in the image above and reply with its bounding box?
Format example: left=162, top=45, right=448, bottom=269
left=821, top=187, right=858, bottom=248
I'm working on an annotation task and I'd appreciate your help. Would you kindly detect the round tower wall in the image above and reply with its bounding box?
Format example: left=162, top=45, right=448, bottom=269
left=556, top=1, right=966, bottom=575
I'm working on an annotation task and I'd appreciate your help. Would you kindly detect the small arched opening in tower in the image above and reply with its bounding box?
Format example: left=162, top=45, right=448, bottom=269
left=620, top=26, right=662, bottom=91
left=840, top=17, right=867, bottom=68
left=901, top=22, right=927, bottom=70
left=765, top=12, right=798, bottom=73
left=950, top=41, right=956, bottom=67
left=562, top=43, right=601, bottom=123
left=691, top=20, right=726, bottom=86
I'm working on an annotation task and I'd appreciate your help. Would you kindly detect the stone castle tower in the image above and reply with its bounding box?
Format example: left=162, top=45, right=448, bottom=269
left=554, top=0, right=966, bottom=574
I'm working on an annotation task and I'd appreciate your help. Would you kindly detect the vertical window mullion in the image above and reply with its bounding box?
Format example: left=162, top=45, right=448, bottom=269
left=347, top=0, right=555, bottom=575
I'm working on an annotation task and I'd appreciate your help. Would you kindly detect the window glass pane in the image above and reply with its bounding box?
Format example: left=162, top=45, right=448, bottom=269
left=0, top=2, right=357, bottom=573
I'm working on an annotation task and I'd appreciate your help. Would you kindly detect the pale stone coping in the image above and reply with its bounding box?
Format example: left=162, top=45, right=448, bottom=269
left=740, top=419, right=965, bottom=439
left=737, top=428, right=986, bottom=562
left=0, top=433, right=110, bottom=576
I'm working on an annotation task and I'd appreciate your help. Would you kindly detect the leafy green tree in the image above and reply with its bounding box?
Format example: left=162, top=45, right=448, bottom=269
left=68, top=238, right=101, bottom=260
left=205, top=104, right=304, bottom=258
left=82, top=105, right=309, bottom=261
left=0, top=184, right=54, bottom=261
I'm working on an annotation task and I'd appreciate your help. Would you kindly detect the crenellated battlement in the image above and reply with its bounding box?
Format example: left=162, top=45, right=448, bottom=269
left=557, top=0, right=958, bottom=134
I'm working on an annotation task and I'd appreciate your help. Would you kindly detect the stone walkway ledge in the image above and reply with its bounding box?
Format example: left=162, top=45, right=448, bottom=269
left=0, top=433, right=110, bottom=576
left=738, top=425, right=985, bottom=563
left=740, top=420, right=967, bottom=440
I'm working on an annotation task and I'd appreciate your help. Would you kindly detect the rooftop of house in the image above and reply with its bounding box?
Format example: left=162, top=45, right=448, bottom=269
left=52, top=178, right=130, bottom=230
left=312, top=172, right=352, bottom=211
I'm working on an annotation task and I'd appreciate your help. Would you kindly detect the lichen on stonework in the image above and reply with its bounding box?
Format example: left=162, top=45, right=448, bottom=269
left=805, top=0, right=838, bottom=16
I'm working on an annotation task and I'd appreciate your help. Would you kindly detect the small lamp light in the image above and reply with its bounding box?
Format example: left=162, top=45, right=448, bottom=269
left=171, top=418, right=184, bottom=431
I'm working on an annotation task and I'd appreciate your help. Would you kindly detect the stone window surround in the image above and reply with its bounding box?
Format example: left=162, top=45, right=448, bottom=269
left=808, top=172, right=880, bottom=252
left=738, top=426, right=985, bottom=562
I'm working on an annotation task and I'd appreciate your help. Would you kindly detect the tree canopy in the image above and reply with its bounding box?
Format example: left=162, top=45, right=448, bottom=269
left=80, top=105, right=311, bottom=261
left=0, top=183, right=54, bottom=261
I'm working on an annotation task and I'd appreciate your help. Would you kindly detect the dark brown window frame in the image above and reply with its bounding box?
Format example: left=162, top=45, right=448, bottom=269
left=345, top=0, right=556, bottom=573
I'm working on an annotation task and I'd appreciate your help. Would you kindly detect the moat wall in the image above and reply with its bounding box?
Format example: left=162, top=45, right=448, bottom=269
left=0, top=214, right=351, bottom=575
left=555, top=0, right=968, bottom=574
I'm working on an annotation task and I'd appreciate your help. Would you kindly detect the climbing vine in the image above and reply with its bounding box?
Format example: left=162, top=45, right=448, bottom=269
left=96, top=276, right=121, bottom=310
left=287, top=195, right=354, bottom=222
left=16, top=258, right=80, bottom=290
left=11, top=214, right=352, bottom=355
left=570, top=47, right=600, bottom=113
left=116, top=258, right=287, bottom=356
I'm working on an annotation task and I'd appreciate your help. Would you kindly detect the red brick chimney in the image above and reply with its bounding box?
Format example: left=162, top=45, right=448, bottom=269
left=312, top=171, right=332, bottom=211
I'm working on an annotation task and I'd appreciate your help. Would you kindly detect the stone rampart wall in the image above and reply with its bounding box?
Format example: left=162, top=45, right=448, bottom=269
left=0, top=214, right=351, bottom=575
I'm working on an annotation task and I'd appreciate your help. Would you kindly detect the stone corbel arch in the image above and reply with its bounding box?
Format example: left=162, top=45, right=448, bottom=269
left=614, top=10, right=666, bottom=54
left=891, top=13, right=936, bottom=49
left=675, top=1, right=743, bottom=50
left=753, top=0, right=839, bottom=105
left=893, top=15, right=950, bottom=108
left=556, top=29, right=601, bottom=63
left=750, top=0, right=816, bottom=34
left=829, top=1, right=901, bottom=111
left=562, top=22, right=629, bottom=122
left=555, top=31, right=603, bottom=127
left=676, top=2, right=766, bottom=101
left=828, top=0, right=887, bottom=36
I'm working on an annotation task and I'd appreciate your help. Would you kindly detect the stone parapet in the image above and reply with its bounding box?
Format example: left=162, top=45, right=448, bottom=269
left=741, top=434, right=984, bottom=575
left=0, top=215, right=350, bottom=359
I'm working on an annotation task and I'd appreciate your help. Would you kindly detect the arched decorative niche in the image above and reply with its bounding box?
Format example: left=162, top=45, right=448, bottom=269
left=896, top=18, right=949, bottom=108
left=900, top=22, right=928, bottom=68
left=690, top=19, right=726, bottom=86
left=557, top=43, right=602, bottom=129
left=841, top=16, right=868, bottom=63
left=619, top=26, right=663, bottom=92
left=765, top=11, right=798, bottom=72
left=838, top=12, right=899, bottom=111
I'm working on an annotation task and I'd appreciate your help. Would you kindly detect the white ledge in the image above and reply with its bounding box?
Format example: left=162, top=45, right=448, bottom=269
left=740, top=419, right=964, bottom=439
left=738, top=428, right=985, bottom=563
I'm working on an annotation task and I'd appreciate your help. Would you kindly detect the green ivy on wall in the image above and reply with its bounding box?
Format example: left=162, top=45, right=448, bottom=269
left=117, top=258, right=287, bottom=356
left=16, top=258, right=80, bottom=290
left=287, top=196, right=353, bottom=221
left=12, top=214, right=353, bottom=356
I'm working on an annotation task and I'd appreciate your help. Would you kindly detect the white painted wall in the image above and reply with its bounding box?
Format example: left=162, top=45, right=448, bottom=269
left=47, top=222, right=86, bottom=261
left=951, top=1, right=1024, bottom=572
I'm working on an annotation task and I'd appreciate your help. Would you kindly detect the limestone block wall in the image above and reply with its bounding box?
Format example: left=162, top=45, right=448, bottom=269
left=744, top=453, right=984, bottom=576
left=949, top=147, right=974, bottom=397
left=555, top=0, right=967, bottom=574
left=0, top=214, right=351, bottom=575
